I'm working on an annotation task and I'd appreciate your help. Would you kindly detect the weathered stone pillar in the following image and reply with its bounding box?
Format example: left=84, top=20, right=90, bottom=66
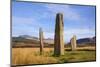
left=39, top=28, right=44, bottom=55
left=70, top=35, right=77, bottom=51
left=54, top=13, right=64, bottom=56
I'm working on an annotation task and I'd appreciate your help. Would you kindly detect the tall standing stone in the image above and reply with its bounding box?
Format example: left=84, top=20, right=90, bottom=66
left=39, top=28, right=44, bottom=55
left=54, top=13, right=64, bottom=56
left=70, top=35, right=77, bottom=51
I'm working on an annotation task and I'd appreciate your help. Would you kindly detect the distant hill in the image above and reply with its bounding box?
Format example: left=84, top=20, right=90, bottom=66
left=66, top=36, right=96, bottom=47
left=12, top=35, right=54, bottom=47
left=12, top=35, right=96, bottom=47
left=77, top=36, right=96, bottom=44
left=18, top=35, right=39, bottom=41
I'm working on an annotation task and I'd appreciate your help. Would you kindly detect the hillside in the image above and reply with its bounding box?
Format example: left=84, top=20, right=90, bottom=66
left=12, top=35, right=96, bottom=47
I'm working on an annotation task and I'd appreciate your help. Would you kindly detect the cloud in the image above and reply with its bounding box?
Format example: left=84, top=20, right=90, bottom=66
left=12, top=16, right=41, bottom=36
left=44, top=4, right=81, bottom=21
left=12, top=16, right=95, bottom=40
left=44, top=32, right=54, bottom=39
left=12, top=16, right=42, bottom=27
left=64, top=28, right=95, bottom=42
left=12, top=2, right=95, bottom=42
left=40, top=28, right=95, bottom=42
left=64, top=28, right=95, bottom=35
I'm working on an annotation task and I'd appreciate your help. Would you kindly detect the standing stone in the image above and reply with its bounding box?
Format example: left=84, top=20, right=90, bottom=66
left=39, top=28, right=44, bottom=55
left=70, top=35, right=77, bottom=51
left=54, top=13, right=64, bottom=56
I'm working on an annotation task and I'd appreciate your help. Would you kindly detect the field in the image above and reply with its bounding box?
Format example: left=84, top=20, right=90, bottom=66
left=12, top=47, right=96, bottom=66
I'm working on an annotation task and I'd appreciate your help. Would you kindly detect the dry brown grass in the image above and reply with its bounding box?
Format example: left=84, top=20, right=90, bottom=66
left=12, top=47, right=96, bottom=66
left=12, top=48, right=58, bottom=66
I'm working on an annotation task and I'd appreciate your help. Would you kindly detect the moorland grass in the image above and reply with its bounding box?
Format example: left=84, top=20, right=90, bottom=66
left=12, top=47, right=96, bottom=66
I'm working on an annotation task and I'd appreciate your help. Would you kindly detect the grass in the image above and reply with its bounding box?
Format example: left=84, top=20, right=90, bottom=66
left=12, top=47, right=96, bottom=66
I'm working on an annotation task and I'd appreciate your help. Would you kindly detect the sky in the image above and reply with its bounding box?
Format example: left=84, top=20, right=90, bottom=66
left=12, top=0, right=96, bottom=42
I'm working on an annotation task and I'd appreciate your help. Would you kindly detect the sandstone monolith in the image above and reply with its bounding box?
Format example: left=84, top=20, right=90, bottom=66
left=54, top=13, right=64, bottom=56
left=70, top=35, right=77, bottom=51
left=39, top=28, right=44, bottom=55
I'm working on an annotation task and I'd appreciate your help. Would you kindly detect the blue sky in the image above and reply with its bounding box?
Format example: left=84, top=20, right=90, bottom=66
left=12, top=1, right=96, bottom=42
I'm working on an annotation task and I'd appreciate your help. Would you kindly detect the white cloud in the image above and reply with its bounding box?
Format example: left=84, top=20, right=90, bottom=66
left=44, top=32, right=54, bottom=39
left=64, top=28, right=95, bottom=42
left=12, top=16, right=41, bottom=27
left=64, top=28, right=95, bottom=35
left=44, top=4, right=81, bottom=21
left=12, top=4, right=95, bottom=42
left=12, top=16, right=41, bottom=36
left=42, top=28, right=95, bottom=42
left=12, top=16, right=95, bottom=42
